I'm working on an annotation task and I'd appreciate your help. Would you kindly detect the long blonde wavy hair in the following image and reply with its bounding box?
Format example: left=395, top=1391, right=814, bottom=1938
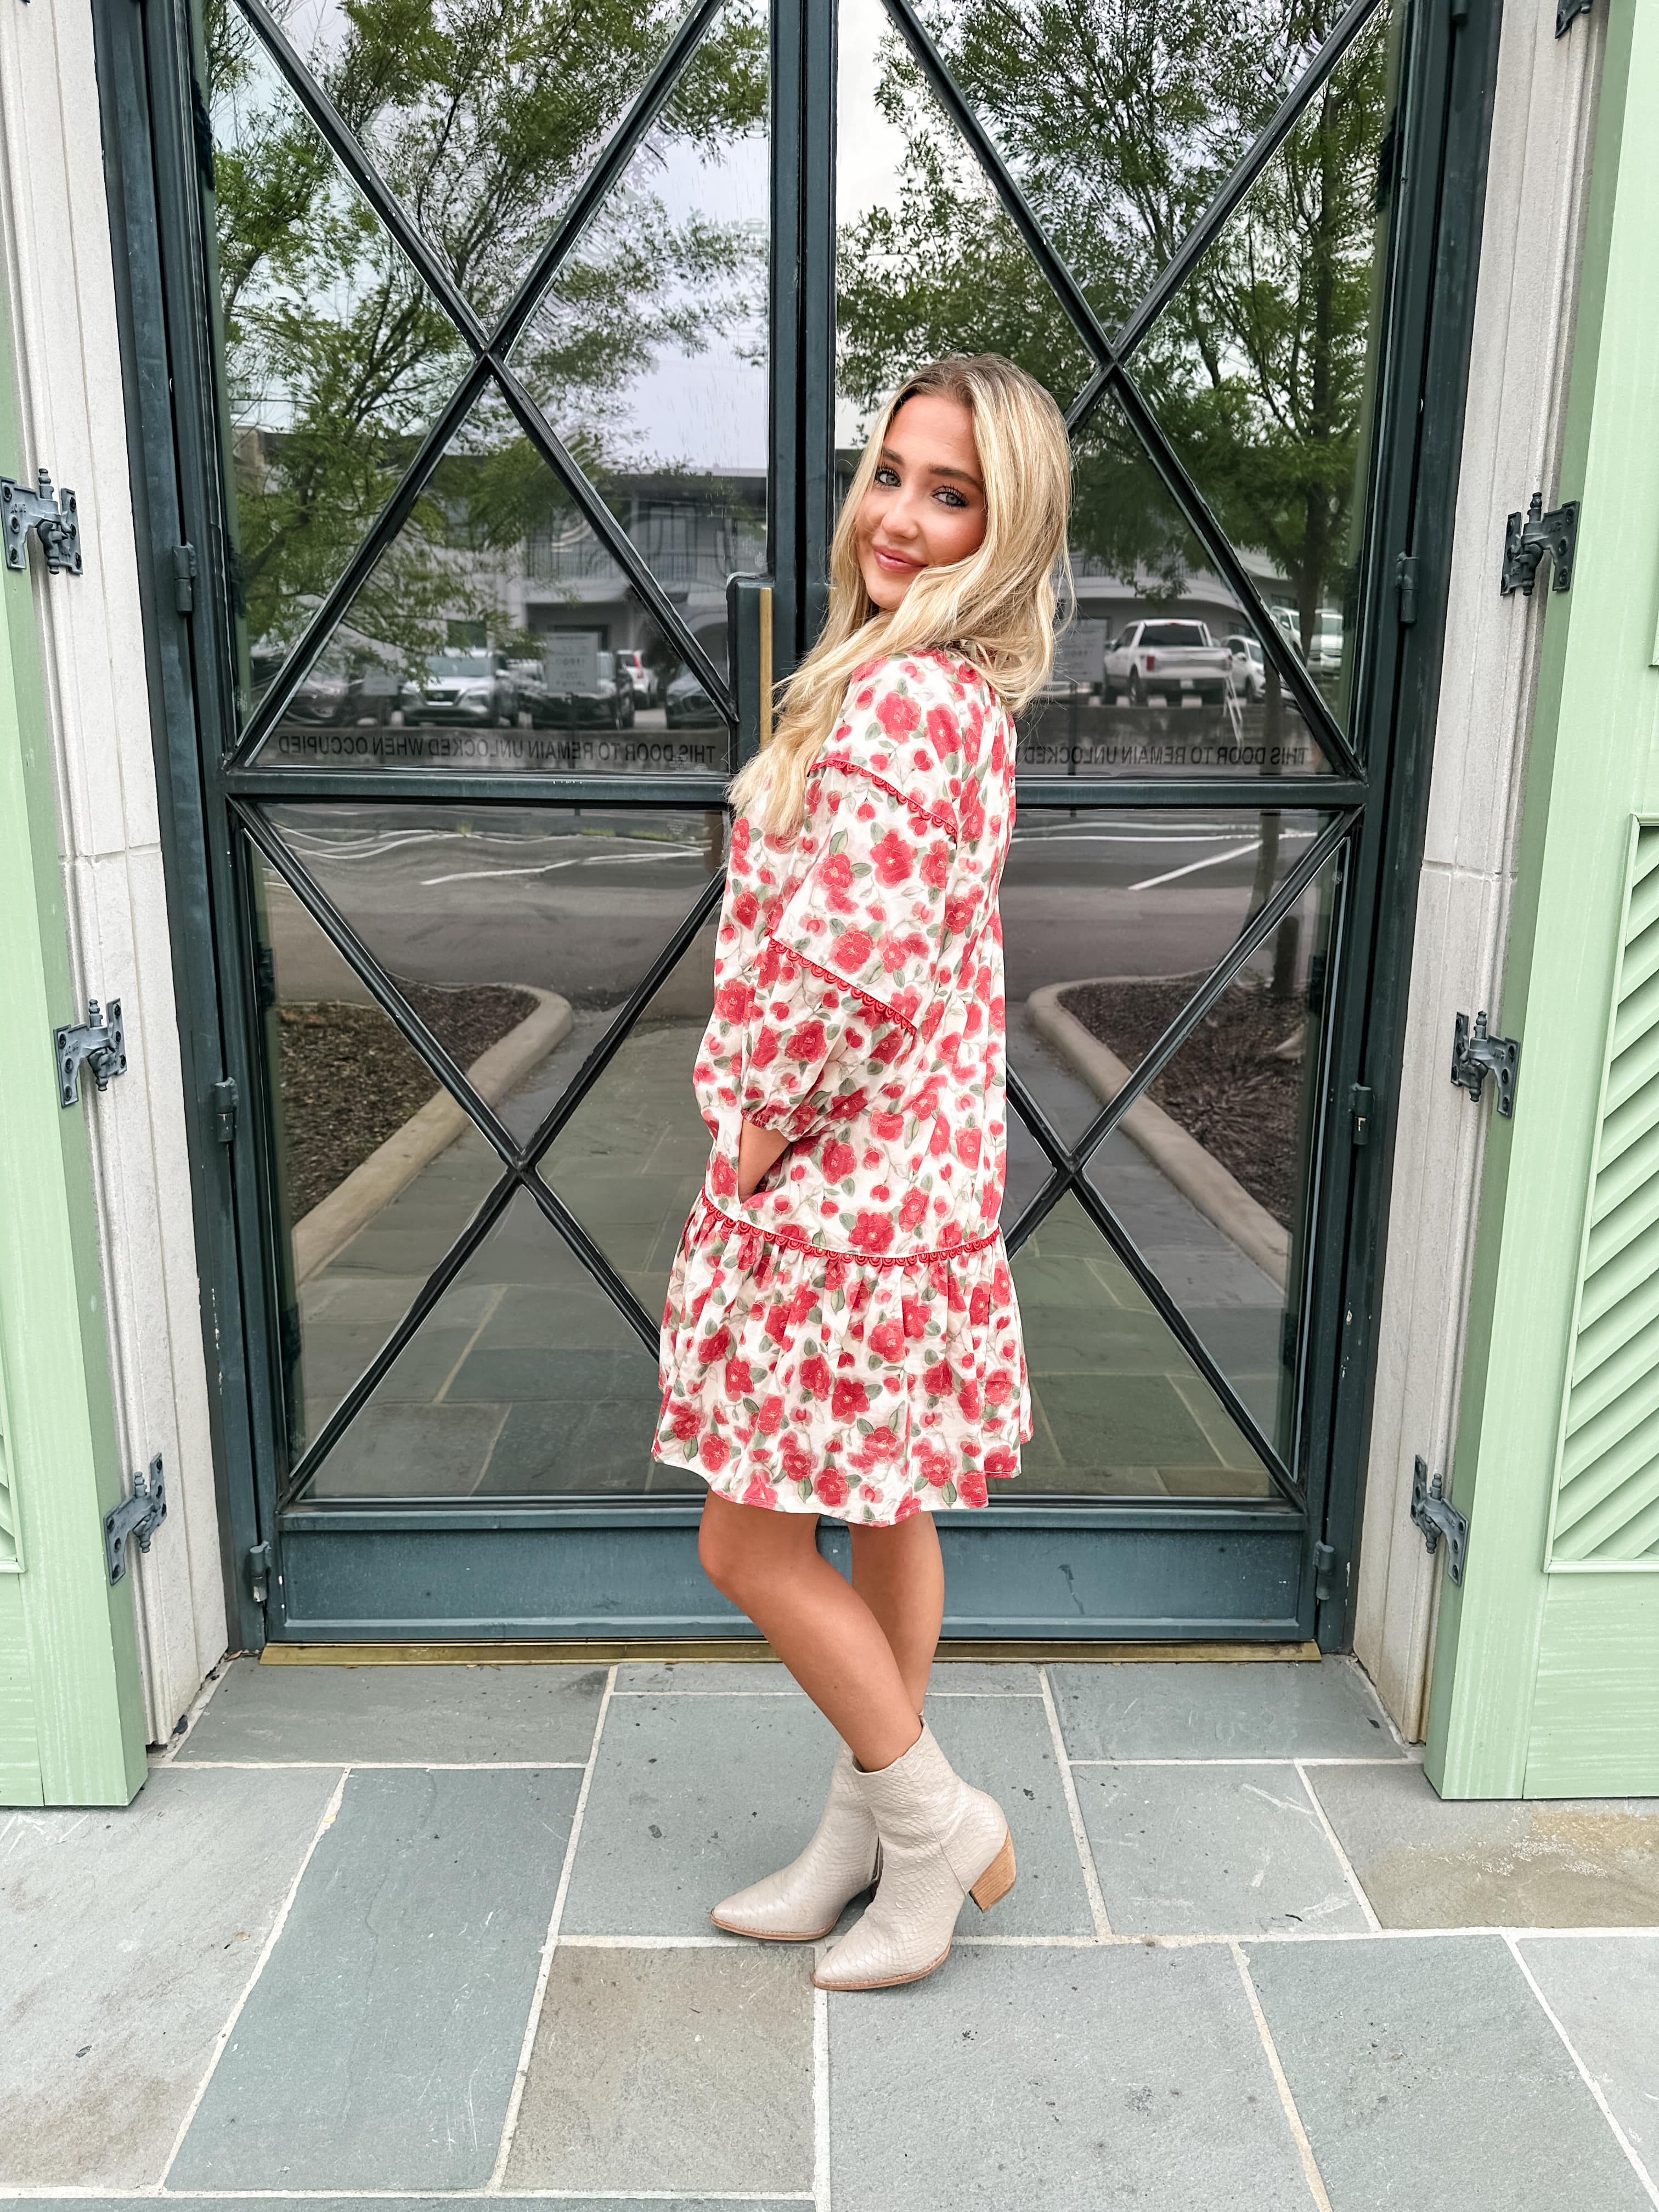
left=729, top=354, right=1073, bottom=837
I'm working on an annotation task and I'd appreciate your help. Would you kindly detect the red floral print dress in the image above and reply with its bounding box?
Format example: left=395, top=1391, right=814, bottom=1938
left=654, top=647, right=1030, bottom=1525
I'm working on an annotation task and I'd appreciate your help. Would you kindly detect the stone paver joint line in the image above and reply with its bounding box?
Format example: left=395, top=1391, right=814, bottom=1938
left=1038, top=1664, right=1113, bottom=1937
left=1295, top=1760, right=1383, bottom=1934
left=812, top=1977, right=831, bottom=2212
left=1229, top=1939, right=1335, bottom=2212
left=153, top=1769, right=349, bottom=2189
left=487, top=1664, right=619, bottom=2192
left=1505, top=1935, right=1659, bottom=2210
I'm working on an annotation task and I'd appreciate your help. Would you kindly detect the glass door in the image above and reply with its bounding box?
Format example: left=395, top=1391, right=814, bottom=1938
left=160, top=0, right=1454, bottom=1638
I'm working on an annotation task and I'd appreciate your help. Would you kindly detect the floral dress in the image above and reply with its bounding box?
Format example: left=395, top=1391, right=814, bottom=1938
left=654, top=647, right=1030, bottom=1525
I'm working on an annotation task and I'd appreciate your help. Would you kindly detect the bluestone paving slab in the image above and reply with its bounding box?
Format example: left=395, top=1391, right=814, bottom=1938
left=614, top=1660, right=800, bottom=1692
left=1076, top=1763, right=1370, bottom=1936
left=0, top=1768, right=341, bottom=2188
left=1053, top=1658, right=1401, bottom=1760
left=1516, top=1938, right=1659, bottom=2165
left=504, top=1946, right=812, bottom=2194
left=560, top=1692, right=855, bottom=1937
left=828, top=1939, right=1312, bottom=2211
left=178, top=1656, right=605, bottom=1764
left=1246, top=1935, right=1654, bottom=2211
left=922, top=1692, right=1094, bottom=1933
left=36, top=2202, right=806, bottom=2212
left=168, top=1767, right=578, bottom=2190
left=1308, top=1764, right=1659, bottom=1927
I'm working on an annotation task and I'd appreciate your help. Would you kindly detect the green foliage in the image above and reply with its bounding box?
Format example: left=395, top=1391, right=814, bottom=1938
left=834, top=0, right=1398, bottom=668
left=201, top=0, right=766, bottom=693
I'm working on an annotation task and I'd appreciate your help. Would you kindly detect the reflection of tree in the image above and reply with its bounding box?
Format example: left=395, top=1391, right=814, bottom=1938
left=204, top=0, right=765, bottom=680
left=837, top=1, right=1394, bottom=652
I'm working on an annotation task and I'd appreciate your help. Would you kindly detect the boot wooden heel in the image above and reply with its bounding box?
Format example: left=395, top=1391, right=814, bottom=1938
left=969, top=1829, right=1016, bottom=1911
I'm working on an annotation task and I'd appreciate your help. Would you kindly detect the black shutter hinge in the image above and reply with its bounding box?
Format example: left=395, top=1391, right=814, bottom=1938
left=1451, top=1010, right=1520, bottom=1116
left=1556, top=0, right=1590, bottom=35
left=246, top=1540, right=274, bottom=1604
left=1502, top=493, right=1578, bottom=596
left=2, top=470, right=82, bottom=574
left=55, top=998, right=127, bottom=1105
left=1350, top=1084, right=1375, bottom=1146
left=1411, top=1457, right=1468, bottom=1583
left=172, top=543, right=198, bottom=613
left=1395, top=554, right=1418, bottom=625
left=210, top=1075, right=238, bottom=1145
left=105, top=1454, right=166, bottom=1583
left=1313, top=1542, right=1342, bottom=1604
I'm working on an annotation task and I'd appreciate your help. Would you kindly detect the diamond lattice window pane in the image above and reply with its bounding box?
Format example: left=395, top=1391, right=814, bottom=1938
left=835, top=0, right=1096, bottom=442
left=1128, top=0, right=1404, bottom=735
left=207, top=8, right=470, bottom=731
left=1012, top=1194, right=1277, bottom=1498
left=293, top=1189, right=678, bottom=1502
left=1024, top=392, right=1331, bottom=776
left=1082, top=837, right=1344, bottom=1462
left=1003, top=804, right=1335, bottom=1147
left=263, top=0, right=764, bottom=325
left=907, top=0, right=1359, bottom=340
left=266, top=802, right=726, bottom=1143
left=509, top=0, right=769, bottom=608
left=247, top=381, right=730, bottom=776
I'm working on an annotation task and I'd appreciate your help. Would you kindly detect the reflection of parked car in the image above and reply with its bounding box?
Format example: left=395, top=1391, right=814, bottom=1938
left=613, top=648, right=658, bottom=706
left=507, top=659, right=551, bottom=724
left=1224, top=633, right=1267, bottom=703
left=664, top=665, right=723, bottom=727
left=1308, top=610, right=1344, bottom=675
left=540, top=648, right=635, bottom=727
left=255, top=624, right=410, bottom=724
left=1104, top=619, right=1232, bottom=705
left=407, top=650, right=521, bottom=727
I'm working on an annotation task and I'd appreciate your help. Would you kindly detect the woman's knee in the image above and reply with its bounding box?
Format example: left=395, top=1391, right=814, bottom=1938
left=698, top=1498, right=759, bottom=1598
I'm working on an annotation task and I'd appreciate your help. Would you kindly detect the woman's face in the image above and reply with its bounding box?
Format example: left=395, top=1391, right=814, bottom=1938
left=854, top=392, right=988, bottom=611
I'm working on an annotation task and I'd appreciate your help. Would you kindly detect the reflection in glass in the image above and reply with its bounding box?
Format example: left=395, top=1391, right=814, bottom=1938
left=1012, top=1194, right=1275, bottom=1497
left=295, top=1190, right=689, bottom=1500
left=907, top=0, right=1345, bottom=338
left=249, top=387, right=730, bottom=774
left=1082, top=845, right=1341, bottom=1459
left=249, top=0, right=768, bottom=324
left=1002, top=806, right=1332, bottom=1144
left=246, top=843, right=497, bottom=1465
left=1020, top=398, right=1331, bottom=777
left=204, top=8, right=464, bottom=727
left=264, top=805, right=727, bottom=1141
left=1136, top=3, right=1402, bottom=731
left=510, top=4, right=769, bottom=619
left=540, top=924, right=717, bottom=1319
left=834, top=0, right=1094, bottom=444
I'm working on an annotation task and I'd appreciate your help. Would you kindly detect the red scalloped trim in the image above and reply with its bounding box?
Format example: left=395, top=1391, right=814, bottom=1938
left=811, top=753, right=957, bottom=836
left=764, top=932, right=917, bottom=1040
left=695, top=1192, right=1001, bottom=1269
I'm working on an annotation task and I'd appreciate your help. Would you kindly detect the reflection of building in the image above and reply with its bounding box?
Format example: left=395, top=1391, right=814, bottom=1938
left=515, top=470, right=766, bottom=675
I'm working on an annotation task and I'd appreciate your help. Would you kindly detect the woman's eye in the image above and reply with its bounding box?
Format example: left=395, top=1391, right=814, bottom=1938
left=935, top=487, right=967, bottom=509
left=874, top=466, right=900, bottom=487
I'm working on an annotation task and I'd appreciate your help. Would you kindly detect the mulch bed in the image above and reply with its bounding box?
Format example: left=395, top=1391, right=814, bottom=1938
left=1058, top=976, right=1310, bottom=1226
left=276, top=983, right=535, bottom=1218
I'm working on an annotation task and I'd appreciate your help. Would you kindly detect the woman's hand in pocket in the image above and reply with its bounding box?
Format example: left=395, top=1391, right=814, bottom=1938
left=738, top=1118, right=789, bottom=1200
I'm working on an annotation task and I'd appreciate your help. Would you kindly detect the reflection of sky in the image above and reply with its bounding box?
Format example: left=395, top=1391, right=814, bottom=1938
left=835, top=0, right=912, bottom=446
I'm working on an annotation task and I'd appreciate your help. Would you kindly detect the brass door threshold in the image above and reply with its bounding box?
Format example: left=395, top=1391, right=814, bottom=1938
left=261, top=1638, right=1320, bottom=1666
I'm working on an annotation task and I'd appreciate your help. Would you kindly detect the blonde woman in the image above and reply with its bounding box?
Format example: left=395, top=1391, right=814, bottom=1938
left=655, top=355, right=1073, bottom=1990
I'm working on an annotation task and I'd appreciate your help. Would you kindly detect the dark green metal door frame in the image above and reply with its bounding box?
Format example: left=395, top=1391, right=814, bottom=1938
left=93, top=0, right=1503, bottom=1647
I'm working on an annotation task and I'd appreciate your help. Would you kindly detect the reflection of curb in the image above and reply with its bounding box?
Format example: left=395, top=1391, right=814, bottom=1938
left=292, top=988, right=573, bottom=1284
left=1027, top=982, right=1289, bottom=1289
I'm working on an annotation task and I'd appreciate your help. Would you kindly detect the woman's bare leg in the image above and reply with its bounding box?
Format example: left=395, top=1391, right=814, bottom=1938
left=699, top=1492, right=923, bottom=1771
left=848, top=1511, right=944, bottom=1719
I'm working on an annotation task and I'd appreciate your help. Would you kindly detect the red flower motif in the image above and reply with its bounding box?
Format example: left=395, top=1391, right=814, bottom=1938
left=724, top=1358, right=753, bottom=1400
left=714, top=980, right=752, bottom=1025
left=786, top=1018, right=829, bottom=1065
left=731, top=887, right=759, bottom=928
left=924, top=702, right=957, bottom=762
left=899, top=1189, right=928, bottom=1230
left=894, top=1491, right=922, bottom=1521
left=849, top=1210, right=895, bottom=1252
left=957, top=1468, right=988, bottom=1508
left=742, top=1470, right=777, bottom=1508
left=814, top=1467, right=850, bottom=1508
left=985, top=1447, right=1018, bottom=1480
left=699, top=1431, right=729, bottom=1474
left=799, top=1354, right=833, bottom=1399
left=757, top=1393, right=786, bottom=1434
left=867, top=1320, right=905, bottom=1361
left=698, top=1327, right=731, bottom=1365
left=831, top=927, right=874, bottom=974
left=822, top=1139, right=856, bottom=1182
left=877, top=690, right=921, bottom=739
left=871, top=829, right=913, bottom=886
left=831, top=1376, right=871, bottom=1419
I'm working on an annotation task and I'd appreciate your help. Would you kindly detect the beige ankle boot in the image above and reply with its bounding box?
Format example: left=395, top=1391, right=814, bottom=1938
left=710, top=1743, right=881, bottom=1941
left=811, top=1720, right=1014, bottom=1990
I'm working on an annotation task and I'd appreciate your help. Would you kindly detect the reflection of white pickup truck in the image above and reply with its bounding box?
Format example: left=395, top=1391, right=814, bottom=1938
left=1104, top=619, right=1233, bottom=705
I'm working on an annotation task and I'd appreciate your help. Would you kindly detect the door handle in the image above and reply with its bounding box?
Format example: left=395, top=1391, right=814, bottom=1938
left=727, top=574, right=774, bottom=763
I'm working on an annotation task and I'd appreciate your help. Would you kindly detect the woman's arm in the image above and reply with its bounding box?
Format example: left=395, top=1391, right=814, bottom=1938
left=738, top=1117, right=789, bottom=1200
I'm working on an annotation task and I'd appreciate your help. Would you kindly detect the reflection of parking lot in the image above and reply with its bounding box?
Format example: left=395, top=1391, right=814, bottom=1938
left=265, top=806, right=1309, bottom=1502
